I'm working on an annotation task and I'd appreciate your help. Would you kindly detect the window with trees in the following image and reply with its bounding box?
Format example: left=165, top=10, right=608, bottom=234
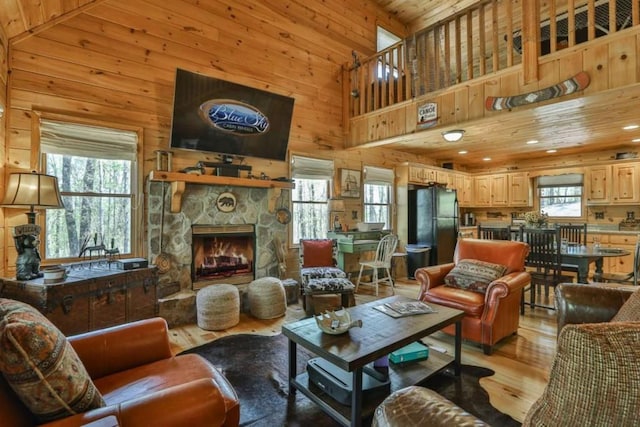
left=537, top=173, right=584, bottom=218
left=363, top=166, right=394, bottom=229
left=291, top=155, right=334, bottom=244
left=40, top=120, right=138, bottom=260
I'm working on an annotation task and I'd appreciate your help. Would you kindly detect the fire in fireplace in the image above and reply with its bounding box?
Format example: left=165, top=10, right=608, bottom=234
left=192, top=224, right=255, bottom=290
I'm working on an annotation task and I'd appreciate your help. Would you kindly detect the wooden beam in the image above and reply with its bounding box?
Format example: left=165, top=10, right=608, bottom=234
left=522, top=0, right=540, bottom=83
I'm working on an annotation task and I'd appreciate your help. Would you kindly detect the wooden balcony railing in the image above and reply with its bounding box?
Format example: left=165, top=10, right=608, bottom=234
left=346, top=0, right=640, bottom=118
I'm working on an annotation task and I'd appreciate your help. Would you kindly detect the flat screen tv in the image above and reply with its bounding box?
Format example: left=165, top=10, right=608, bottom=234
left=170, top=68, right=295, bottom=162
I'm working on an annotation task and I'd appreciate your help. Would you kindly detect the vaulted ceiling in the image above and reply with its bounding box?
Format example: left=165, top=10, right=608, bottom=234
left=1, top=0, right=639, bottom=169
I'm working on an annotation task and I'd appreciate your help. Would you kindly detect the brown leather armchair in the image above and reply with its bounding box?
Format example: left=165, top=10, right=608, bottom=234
left=415, top=238, right=530, bottom=354
left=0, top=317, right=240, bottom=427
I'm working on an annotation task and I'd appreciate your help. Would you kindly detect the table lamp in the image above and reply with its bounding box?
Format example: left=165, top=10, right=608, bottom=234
left=1, top=171, right=65, bottom=280
left=328, top=198, right=345, bottom=232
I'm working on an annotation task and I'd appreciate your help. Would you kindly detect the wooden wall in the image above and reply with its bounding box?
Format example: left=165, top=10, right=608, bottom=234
left=0, top=21, right=7, bottom=278
left=2, top=0, right=423, bottom=271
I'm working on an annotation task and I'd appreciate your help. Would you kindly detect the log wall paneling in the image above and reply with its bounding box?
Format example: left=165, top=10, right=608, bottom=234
left=0, top=21, right=7, bottom=279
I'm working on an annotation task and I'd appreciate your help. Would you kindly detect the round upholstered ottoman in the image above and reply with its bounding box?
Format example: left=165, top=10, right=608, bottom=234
left=247, top=277, right=287, bottom=319
left=196, top=284, right=240, bottom=330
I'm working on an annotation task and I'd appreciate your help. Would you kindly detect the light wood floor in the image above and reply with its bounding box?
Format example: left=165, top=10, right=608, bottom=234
left=169, top=280, right=558, bottom=423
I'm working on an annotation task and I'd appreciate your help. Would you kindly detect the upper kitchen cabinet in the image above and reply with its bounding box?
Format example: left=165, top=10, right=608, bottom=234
left=611, top=163, right=640, bottom=204
left=455, top=174, right=474, bottom=207
left=508, top=172, right=532, bottom=207
left=490, top=174, right=509, bottom=206
left=586, top=165, right=611, bottom=204
left=586, top=163, right=640, bottom=205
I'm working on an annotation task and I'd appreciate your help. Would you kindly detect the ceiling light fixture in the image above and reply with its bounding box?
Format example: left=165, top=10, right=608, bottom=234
left=633, top=138, right=640, bottom=143
left=483, top=157, right=491, bottom=161
left=442, top=129, right=465, bottom=142
left=458, top=150, right=468, bottom=154
left=547, top=149, right=557, bottom=153
left=623, top=125, right=639, bottom=130
left=526, top=140, right=539, bottom=144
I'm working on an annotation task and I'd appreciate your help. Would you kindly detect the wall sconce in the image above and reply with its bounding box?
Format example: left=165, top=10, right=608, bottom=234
left=350, top=89, right=360, bottom=98
left=1, top=171, right=65, bottom=280
left=0, top=104, right=4, bottom=118
left=328, top=198, right=346, bottom=231
left=442, top=129, right=465, bottom=142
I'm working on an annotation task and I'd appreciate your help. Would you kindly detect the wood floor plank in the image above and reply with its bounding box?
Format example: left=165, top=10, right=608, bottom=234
left=169, top=280, right=556, bottom=423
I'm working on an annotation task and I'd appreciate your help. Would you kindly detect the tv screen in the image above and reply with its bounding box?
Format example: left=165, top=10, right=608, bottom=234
left=170, top=68, right=295, bottom=161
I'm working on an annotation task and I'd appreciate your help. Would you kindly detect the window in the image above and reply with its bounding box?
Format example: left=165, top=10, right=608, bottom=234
left=40, top=120, right=138, bottom=260
left=291, top=156, right=334, bottom=244
left=363, top=166, right=394, bottom=229
left=537, top=173, right=584, bottom=218
left=376, top=26, right=402, bottom=79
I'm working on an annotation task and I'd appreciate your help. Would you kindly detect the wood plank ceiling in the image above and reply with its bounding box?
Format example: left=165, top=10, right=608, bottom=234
left=1, top=0, right=639, bottom=169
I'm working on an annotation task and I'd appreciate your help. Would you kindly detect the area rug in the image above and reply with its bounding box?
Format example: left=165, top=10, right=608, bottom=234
left=182, top=334, right=520, bottom=427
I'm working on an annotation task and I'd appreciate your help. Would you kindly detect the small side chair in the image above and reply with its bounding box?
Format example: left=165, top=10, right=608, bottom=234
left=356, top=234, right=399, bottom=296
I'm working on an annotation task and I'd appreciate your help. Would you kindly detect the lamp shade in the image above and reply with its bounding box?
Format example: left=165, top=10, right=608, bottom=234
left=442, top=129, right=465, bottom=142
left=328, top=198, right=345, bottom=212
left=1, top=172, right=65, bottom=210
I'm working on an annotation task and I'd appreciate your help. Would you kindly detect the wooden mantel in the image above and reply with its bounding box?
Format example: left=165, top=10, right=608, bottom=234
left=148, top=170, right=295, bottom=213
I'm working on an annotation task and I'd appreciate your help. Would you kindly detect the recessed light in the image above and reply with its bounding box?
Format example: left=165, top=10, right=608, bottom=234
left=526, top=140, right=539, bottom=145
left=633, top=138, right=640, bottom=143
left=482, top=157, right=491, bottom=161
left=623, top=125, right=639, bottom=130
left=547, top=149, right=557, bottom=153
left=458, top=150, right=468, bottom=154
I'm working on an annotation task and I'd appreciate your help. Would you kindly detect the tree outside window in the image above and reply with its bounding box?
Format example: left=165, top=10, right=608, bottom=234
left=364, top=183, right=391, bottom=228
left=45, top=154, right=133, bottom=259
left=537, top=174, right=583, bottom=218
left=292, top=178, right=329, bottom=244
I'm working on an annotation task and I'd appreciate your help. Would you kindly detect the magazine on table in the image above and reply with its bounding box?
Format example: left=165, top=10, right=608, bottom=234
left=374, top=300, right=436, bottom=318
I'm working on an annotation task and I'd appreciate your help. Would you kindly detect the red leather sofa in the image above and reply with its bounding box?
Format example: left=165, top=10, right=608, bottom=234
left=1, top=317, right=240, bottom=427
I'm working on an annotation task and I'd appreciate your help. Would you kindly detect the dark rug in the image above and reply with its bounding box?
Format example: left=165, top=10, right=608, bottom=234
left=182, top=334, right=520, bottom=427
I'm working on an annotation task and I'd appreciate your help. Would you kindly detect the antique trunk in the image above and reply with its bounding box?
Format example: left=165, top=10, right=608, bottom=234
left=0, top=264, right=158, bottom=335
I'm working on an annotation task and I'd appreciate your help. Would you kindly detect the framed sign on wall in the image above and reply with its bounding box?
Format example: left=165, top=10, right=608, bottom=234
left=338, top=169, right=361, bottom=198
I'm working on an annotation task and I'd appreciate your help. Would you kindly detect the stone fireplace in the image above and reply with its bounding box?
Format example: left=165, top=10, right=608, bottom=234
left=147, top=180, right=288, bottom=326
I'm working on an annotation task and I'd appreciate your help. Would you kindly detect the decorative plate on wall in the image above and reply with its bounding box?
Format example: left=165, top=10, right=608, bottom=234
left=216, top=192, right=237, bottom=212
left=276, top=207, right=292, bottom=224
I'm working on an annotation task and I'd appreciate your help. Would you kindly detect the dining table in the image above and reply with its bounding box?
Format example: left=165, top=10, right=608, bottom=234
left=561, top=246, right=630, bottom=283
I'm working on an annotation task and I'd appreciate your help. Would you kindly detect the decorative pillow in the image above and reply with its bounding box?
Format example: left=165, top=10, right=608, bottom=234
left=302, top=239, right=334, bottom=267
left=0, top=299, right=105, bottom=423
left=611, top=290, right=640, bottom=322
left=443, top=259, right=507, bottom=293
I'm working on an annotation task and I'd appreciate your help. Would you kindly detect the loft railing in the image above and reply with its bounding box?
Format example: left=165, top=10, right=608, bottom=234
left=346, top=0, right=640, bottom=118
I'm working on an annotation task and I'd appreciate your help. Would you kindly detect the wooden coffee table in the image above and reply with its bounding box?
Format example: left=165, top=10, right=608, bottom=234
left=282, top=295, right=464, bottom=427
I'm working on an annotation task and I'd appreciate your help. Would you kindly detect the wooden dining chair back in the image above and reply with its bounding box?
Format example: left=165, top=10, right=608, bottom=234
left=521, top=227, right=573, bottom=309
left=556, top=223, right=588, bottom=245
left=477, top=224, right=512, bottom=240
left=556, top=223, right=588, bottom=276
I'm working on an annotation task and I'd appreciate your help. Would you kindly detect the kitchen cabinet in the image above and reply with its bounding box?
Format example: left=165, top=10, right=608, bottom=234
left=490, top=174, right=509, bottom=206
left=408, top=165, right=436, bottom=184
left=611, top=164, right=640, bottom=204
left=455, top=174, right=474, bottom=206
left=606, top=234, right=637, bottom=274
left=508, top=172, right=532, bottom=206
left=473, top=174, right=508, bottom=206
left=474, top=176, right=491, bottom=206
left=586, top=165, right=611, bottom=204
left=436, top=170, right=454, bottom=188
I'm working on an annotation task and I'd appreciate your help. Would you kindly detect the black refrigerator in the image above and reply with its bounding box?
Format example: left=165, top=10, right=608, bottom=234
left=408, top=186, right=459, bottom=267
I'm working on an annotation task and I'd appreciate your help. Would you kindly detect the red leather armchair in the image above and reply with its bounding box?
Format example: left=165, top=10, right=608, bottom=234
left=1, top=317, right=240, bottom=427
left=415, top=238, right=530, bottom=354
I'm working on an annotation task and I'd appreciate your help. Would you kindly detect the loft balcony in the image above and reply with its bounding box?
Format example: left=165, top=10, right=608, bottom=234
left=345, top=0, right=640, bottom=163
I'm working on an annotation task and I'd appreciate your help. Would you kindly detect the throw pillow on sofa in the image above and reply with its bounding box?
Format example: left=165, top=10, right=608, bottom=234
left=444, top=259, right=507, bottom=293
left=611, top=289, right=640, bottom=322
left=0, top=298, right=105, bottom=423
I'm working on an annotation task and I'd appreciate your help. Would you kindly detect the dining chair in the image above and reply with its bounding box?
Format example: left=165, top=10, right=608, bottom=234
left=521, top=227, right=574, bottom=310
left=477, top=223, right=512, bottom=240
left=599, top=234, right=640, bottom=286
left=556, top=223, right=588, bottom=277
left=355, top=233, right=399, bottom=296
